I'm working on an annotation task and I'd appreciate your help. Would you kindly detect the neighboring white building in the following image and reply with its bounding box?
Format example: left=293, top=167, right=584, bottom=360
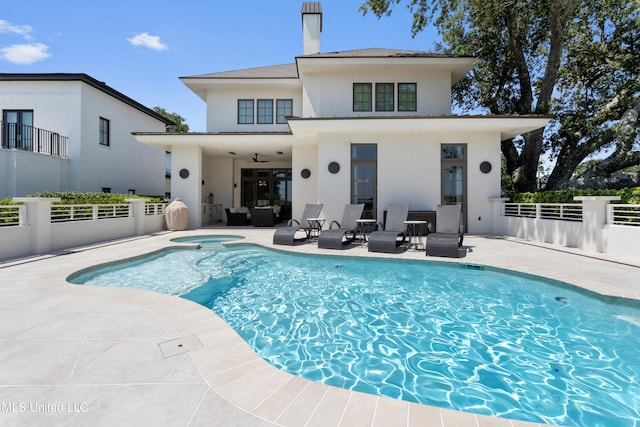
left=134, top=2, right=550, bottom=232
left=0, top=73, right=172, bottom=199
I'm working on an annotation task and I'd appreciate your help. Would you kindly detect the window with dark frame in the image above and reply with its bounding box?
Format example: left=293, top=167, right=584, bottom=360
left=375, top=83, right=394, bottom=111
left=351, top=144, right=377, bottom=219
left=257, top=99, right=273, bottom=124
left=398, top=83, right=417, bottom=111
left=99, top=117, right=110, bottom=146
left=276, top=99, right=293, bottom=124
left=238, top=100, right=254, bottom=124
left=353, top=83, right=372, bottom=112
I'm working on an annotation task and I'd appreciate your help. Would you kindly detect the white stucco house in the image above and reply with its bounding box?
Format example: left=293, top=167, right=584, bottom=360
left=134, top=2, right=550, bottom=232
left=0, top=73, right=172, bottom=199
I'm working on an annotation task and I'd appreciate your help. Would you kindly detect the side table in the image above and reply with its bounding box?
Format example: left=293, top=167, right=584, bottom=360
left=404, top=220, right=427, bottom=250
left=355, top=219, right=377, bottom=246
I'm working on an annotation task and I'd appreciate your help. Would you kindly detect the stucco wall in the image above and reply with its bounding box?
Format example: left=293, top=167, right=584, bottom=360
left=171, top=145, right=202, bottom=228
left=0, top=150, right=70, bottom=198
left=291, top=145, right=320, bottom=221
left=206, top=84, right=302, bottom=133
left=310, top=131, right=501, bottom=234
left=79, top=84, right=166, bottom=195
left=301, top=69, right=452, bottom=118
left=0, top=79, right=166, bottom=197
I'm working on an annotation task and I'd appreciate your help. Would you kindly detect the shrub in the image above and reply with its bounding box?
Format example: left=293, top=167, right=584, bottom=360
left=29, top=192, right=165, bottom=204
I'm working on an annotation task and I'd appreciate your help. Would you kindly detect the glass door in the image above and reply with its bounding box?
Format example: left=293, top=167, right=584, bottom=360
left=240, top=168, right=292, bottom=221
left=2, top=110, right=33, bottom=150
left=441, top=145, right=467, bottom=228
left=351, top=144, right=377, bottom=219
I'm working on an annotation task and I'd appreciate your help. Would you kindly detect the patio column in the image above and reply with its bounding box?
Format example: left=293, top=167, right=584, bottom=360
left=12, top=197, right=60, bottom=255
left=171, top=145, right=202, bottom=228
left=574, top=196, right=620, bottom=253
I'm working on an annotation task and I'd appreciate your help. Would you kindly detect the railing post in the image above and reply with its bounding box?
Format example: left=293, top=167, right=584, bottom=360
left=18, top=205, right=27, bottom=226
left=126, top=199, right=148, bottom=236
left=489, top=198, right=509, bottom=236
left=535, top=203, right=542, bottom=219
left=12, top=197, right=60, bottom=255
left=574, top=196, right=621, bottom=253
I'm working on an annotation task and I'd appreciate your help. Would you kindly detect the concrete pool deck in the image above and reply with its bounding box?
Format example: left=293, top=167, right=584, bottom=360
left=0, top=228, right=638, bottom=427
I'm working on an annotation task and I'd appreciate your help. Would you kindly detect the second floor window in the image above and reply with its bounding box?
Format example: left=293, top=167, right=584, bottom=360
left=257, top=99, right=273, bottom=124
left=375, top=83, right=394, bottom=111
left=276, top=99, right=293, bottom=124
left=353, top=83, right=372, bottom=112
left=238, top=100, right=254, bottom=124
left=398, top=83, right=417, bottom=111
left=99, top=117, right=110, bottom=146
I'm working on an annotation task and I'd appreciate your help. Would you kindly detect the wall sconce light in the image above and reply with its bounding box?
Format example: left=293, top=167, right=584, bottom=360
left=301, top=168, right=311, bottom=179
left=179, top=168, right=189, bottom=179
left=479, top=161, right=492, bottom=174
left=328, top=162, right=340, bottom=174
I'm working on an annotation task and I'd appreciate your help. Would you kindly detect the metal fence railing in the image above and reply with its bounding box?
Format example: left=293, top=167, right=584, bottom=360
left=503, top=203, right=583, bottom=221
left=0, top=205, right=24, bottom=227
left=145, top=203, right=166, bottom=216
left=1, top=122, right=68, bottom=157
left=609, top=204, right=640, bottom=226
left=50, top=204, right=131, bottom=223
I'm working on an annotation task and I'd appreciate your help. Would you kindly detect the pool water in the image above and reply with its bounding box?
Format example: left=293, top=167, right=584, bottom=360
left=69, top=244, right=640, bottom=427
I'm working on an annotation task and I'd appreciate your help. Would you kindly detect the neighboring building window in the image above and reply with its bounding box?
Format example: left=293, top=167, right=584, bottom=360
left=353, top=83, right=372, bottom=112
left=375, top=83, right=394, bottom=111
left=99, top=117, right=110, bottom=146
left=398, top=83, right=417, bottom=111
left=257, top=99, right=274, bottom=124
left=102, top=187, right=111, bottom=193
left=238, top=100, right=254, bottom=124
left=276, top=99, right=293, bottom=124
left=351, top=144, right=377, bottom=219
left=2, top=110, right=33, bottom=150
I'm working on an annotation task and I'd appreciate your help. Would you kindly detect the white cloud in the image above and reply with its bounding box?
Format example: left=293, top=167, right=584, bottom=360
left=0, top=43, right=50, bottom=65
left=0, top=19, right=33, bottom=39
left=127, top=32, right=168, bottom=51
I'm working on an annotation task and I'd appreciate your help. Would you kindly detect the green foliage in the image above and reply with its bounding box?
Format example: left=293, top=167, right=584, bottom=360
left=512, top=188, right=640, bottom=204
left=153, top=107, right=189, bottom=133
left=0, top=198, right=21, bottom=205
left=28, top=192, right=165, bottom=204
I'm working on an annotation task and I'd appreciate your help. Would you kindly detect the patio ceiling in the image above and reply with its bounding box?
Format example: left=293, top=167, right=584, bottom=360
left=133, top=115, right=551, bottom=162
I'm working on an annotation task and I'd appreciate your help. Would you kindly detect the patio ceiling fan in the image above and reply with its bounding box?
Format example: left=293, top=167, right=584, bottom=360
left=252, top=153, right=269, bottom=163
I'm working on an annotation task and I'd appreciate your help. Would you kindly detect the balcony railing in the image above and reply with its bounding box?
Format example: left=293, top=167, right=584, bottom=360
left=1, top=121, right=68, bottom=158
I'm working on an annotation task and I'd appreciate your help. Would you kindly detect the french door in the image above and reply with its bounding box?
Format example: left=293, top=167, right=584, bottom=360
left=2, top=110, right=33, bottom=150
left=441, top=144, right=467, bottom=228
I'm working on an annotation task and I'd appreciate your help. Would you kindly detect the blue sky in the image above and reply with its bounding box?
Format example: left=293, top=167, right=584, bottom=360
left=1, top=1, right=439, bottom=131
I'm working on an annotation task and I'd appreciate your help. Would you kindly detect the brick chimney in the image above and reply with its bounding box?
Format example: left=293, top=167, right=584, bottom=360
left=302, top=2, right=322, bottom=55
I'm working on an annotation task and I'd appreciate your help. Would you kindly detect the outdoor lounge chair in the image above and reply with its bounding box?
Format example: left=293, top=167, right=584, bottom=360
left=317, top=203, right=364, bottom=249
left=367, top=204, right=409, bottom=253
left=273, top=203, right=323, bottom=245
left=425, top=204, right=465, bottom=258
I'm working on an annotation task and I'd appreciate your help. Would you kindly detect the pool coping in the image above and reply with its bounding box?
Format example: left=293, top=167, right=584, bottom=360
left=4, top=229, right=640, bottom=426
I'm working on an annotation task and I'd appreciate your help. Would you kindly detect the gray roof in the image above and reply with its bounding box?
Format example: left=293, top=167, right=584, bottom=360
left=299, top=48, right=474, bottom=59
left=183, top=48, right=474, bottom=80
left=184, top=63, right=299, bottom=79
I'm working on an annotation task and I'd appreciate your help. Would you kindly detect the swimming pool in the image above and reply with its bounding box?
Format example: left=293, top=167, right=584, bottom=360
left=68, top=243, right=640, bottom=427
